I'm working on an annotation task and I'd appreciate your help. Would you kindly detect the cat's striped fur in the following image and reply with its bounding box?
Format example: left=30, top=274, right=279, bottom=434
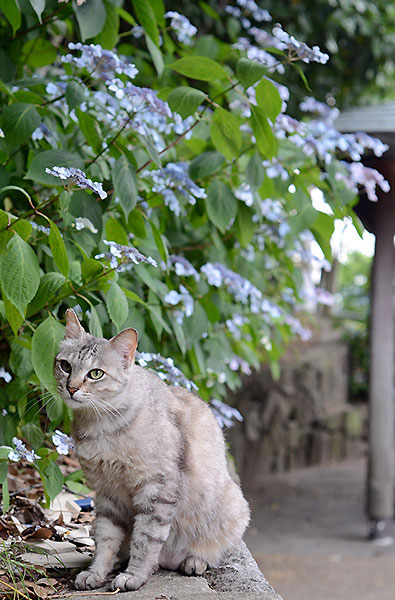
left=54, top=309, right=250, bottom=591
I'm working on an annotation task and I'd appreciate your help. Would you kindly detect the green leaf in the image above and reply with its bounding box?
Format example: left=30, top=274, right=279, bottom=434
left=21, top=423, right=44, bottom=449
left=74, top=0, right=106, bottom=41
left=210, top=107, right=242, bottom=161
left=0, top=0, right=21, bottom=35
left=23, top=38, right=57, bottom=69
left=171, top=316, right=186, bottom=355
left=31, top=316, right=65, bottom=395
left=255, top=78, right=283, bottom=123
left=2, top=295, right=24, bottom=335
left=170, top=56, right=228, bottom=81
left=25, top=150, right=84, bottom=185
left=189, top=152, right=224, bottom=180
left=105, top=218, right=129, bottom=246
left=69, top=191, right=103, bottom=239
left=235, top=203, right=256, bottom=247
left=49, top=221, right=69, bottom=277
left=236, top=58, right=267, bottom=89
left=122, top=288, right=146, bottom=306
left=0, top=234, right=40, bottom=315
left=145, top=34, right=164, bottom=77
left=0, top=103, right=40, bottom=151
left=250, top=105, right=278, bottom=159
left=0, top=462, right=9, bottom=513
left=246, top=153, right=264, bottom=189
left=66, top=81, right=86, bottom=112
left=0, top=446, right=12, bottom=460
left=42, top=461, right=64, bottom=503
left=28, top=0, right=45, bottom=23
left=81, top=258, right=103, bottom=281
left=150, top=221, right=168, bottom=262
left=128, top=210, right=147, bottom=239
left=167, top=86, right=207, bottom=119
left=311, top=212, right=334, bottom=261
left=76, top=108, right=102, bottom=153
left=184, top=303, right=208, bottom=346
left=106, top=280, right=128, bottom=331
left=131, top=0, right=159, bottom=46
left=27, top=272, right=66, bottom=316
left=89, top=305, right=103, bottom=337
left=93, top=0, right=119, bottom=49
left=113, top=156, right=138, bottom=220
left=206, top=181, right=238, bottom=233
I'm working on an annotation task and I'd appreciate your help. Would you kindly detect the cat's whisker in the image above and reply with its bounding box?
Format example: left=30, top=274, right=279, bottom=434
left=95, top=398, right=130, bottom=428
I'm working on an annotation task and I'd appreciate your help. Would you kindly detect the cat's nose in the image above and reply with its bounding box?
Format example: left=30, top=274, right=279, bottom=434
left=67, top=386, right=79, bottom=397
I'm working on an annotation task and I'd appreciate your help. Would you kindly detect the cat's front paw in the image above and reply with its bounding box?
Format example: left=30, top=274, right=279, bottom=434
left=179, top=556, right=208, bottom=576
left=112, top=571, right=147, bottom=591
left=75, top=570, right=106, bottom=590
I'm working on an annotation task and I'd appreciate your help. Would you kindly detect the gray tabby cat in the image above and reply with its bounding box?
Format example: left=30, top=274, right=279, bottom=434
left=54, top=309, right=250, bottom=592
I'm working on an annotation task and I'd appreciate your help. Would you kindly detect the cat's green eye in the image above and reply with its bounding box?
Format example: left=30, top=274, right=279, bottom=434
left=88, top=369, right=104, bottom=380
left=60, top=360, right=72, bottom=373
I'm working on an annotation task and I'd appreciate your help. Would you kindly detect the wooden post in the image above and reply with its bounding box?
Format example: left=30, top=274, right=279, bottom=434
left=368, top=175, right=395, bottom=522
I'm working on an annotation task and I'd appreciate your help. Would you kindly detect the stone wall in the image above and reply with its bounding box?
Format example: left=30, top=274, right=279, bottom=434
left=228, top=324, right=367, bottom=485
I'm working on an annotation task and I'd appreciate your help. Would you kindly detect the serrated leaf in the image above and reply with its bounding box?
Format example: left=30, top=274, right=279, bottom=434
left=250, top=105, right=278, bottom=159
left=81, top=258, right=103, bottom=281
left=236, top=57, right=267, bottom=89
left=89, top=305, right=103, bottom=337
left=255, top=78, right=283, bottom=123
left=235, top=203, right=256, bottom=247
left=3, top=294, right=24, bottom=335
left=42, top=461, right=63, bottom=502
left=167, top=86, right=207, bottom=119
left=210, top=107, right=242, bottom=161
left=0, top=103, right=40, bottom=151
left=31, top=316, right=65, bottom=394
left=27, top=272, right=65, bottom=316
left=23, top=38, right=56, bottom=69
left=28, top=0, right=45, bottom=23
left=206, top=181, right=238, bottom=233
left=105, top=218, right=129, bottom=245
left=25, top=150, right=84, bottom=185
left=66, top=81, right=86, bottom=111
left=150, top=221, right=168, bottom=262
left=145, top=33, right=164, bottom=77
left=170, top=56, right=227, bottom=81
left=122, top=288, right=146, bottom=306
left=49, top=221, right=69, bottom=277
left=93, top=0, right=119, bottom=49
left=73, top=0, right=106, bottom=41
left=76, top=108, right=102, bottom=153
left=0, top=234, right=40, bottom=315
left=189, top=152, right=224, bottom=180
left=132, top=0, right=159, bottom=46
left=113, top=156, right=137, bottom=220
left=246, top=153, right=264, bottom=189
left=106, top=280, right=128, bottom=331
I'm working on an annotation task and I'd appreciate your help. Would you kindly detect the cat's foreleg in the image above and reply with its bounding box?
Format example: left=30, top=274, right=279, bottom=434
left=75, top=515, right=124, bottom=590
left=112, top=498, right=176, bottom=591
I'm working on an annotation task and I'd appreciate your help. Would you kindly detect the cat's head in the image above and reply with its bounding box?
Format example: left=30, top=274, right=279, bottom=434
left=54, top=309, right=138, bottom=410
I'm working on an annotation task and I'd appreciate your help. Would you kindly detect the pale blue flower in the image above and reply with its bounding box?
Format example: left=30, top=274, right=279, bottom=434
left=52, top=430, right=75, bottom=456
left=8, top=438, right=39, bottom=463
left=45, top=166, right=107, bottom=199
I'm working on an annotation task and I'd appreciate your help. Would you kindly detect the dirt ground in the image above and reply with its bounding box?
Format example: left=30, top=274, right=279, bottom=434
left=243, top=459, right=395, bottom=600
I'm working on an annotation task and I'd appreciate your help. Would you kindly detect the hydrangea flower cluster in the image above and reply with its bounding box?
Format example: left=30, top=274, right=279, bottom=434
left=0, top=367, right=12, bottom=383
left=201, top=262, right=263, bottom=312
left=337, top=162, right=390, bottom=202
left=62, top=43, right=138, bottom=81
left=95, top=240, right=157, bottom=270
left=136, top=351, right=198, bottom=392
left=143, top=163, right=207, bottom=216
left=8, top=438, right=39, bottom=463
left=52, top=430, right=75, bottom=455
left=164, top=284, right=194, bottom=325
left=168, top=255, right=200, bottom=281
left=165, top=11, right=197, bottom=45
left=45, top=166, right=107, bottom=199
left=272, top=24, right=329, bottom=64
left=226, top=314, right=248, bottom=340
left=210, top=398, right=243, bottom=429
left=226, top=355, right=252, bottom=376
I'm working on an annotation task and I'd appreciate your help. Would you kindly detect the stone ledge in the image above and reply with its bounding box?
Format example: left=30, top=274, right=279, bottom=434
left=60, top=542, right=282, bottom=600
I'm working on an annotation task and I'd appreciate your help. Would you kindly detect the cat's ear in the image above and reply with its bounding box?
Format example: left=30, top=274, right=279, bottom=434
left=65, top=309, right=86, bottom=339
left=109, top=328, right=138, bottom=365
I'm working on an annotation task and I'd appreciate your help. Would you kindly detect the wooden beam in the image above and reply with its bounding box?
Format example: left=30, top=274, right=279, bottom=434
left=368, top=186, right=395, bottom=520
